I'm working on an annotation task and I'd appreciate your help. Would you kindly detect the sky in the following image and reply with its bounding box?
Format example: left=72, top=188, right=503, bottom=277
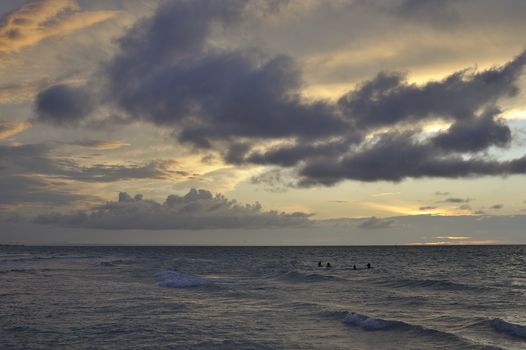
left=1, top=0, right=526, bottom=245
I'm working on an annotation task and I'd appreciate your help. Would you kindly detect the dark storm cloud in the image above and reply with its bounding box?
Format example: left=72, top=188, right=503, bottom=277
left=35, top=84, right=94, bottom=125
left=31, top=0, right=526, bottom=186
left=338, top=52, right=526, bottom=129
left=102, top=0, right=347, bottom=146
left=296, top=130, right=526, bottom=186
left=246, top=140, right=354, bottom=167
left=35, top=0, right=348, bottom=143
left=432, top=108, right=511, bottom=152
left=34, top=188, right=313, bottom=230
left=115, top=51, right=345, bottom=146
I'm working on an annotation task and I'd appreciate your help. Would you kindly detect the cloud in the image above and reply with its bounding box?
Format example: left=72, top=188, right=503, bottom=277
left=34, top=188, right=313, bottom=230
left=0, top=0, right=118, bottom=54
left=432, top=107, right=511, bottom=152
left=396, top=0, right=456, bottom=19
left=35, top=84, right=94, bottom=125
left=337, top=55, right=525, bottom=128
left=442, top=197, right=471, bottom=203
left=0, top=173, right=86, bottom=205
left=68, top=140, right=130, bottom=150
left=250, top=168, right=298, bottom=192
left=31, top=0, right=526, bottom=186
left=173, top=166, right=259, bottom=193
left=297, top=131, right=526, bottom=185
left=0, top=82, right=39, bottom=104
left=419, top=206, right=436, bottom=211
left=0, top=142, right=185, bottom=207
left=434, top=191, right=450, bottom=196
left=0, top=120, right=30, bottom=139
left=490, top=204, right=503, bottom=210
left=357, top=216, right=396, bottom=230
left=0, top=143, right=177, bottom=186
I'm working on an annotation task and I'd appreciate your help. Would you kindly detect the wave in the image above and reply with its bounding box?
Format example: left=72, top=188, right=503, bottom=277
left=490, top=318, right=526, bottom=338
left=0, top=268, right=37, bottom=274
left=380, top=277, right=485, bottom=291
left=155, top=270, right=209, bottom=288
left=96, top=261, right=114, bottom=268
left=342, top=312, right=395, bottom=331
left=384, top=294, right=428, bottom=306
left=342, top=311, right=452, bottom=334
left=0, top=255, right=99, bottom=264
left=342, top=312, right=503, bottom=349
left=280, top=271, right=345, bottom=283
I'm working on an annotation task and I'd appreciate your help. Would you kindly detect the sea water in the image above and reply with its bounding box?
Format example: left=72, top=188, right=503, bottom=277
left=1, top=245, right=526, bottom=349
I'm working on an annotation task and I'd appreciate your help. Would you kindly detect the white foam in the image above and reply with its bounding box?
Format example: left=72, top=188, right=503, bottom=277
left=490, top=318, right=526, bottom=338
left=155, top=270, right=209, bottom=288
left=342, top=312, right=391, bottom=330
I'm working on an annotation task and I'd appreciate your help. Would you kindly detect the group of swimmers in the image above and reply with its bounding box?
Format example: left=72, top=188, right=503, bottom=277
left=317, top=261, right=372, bottom=269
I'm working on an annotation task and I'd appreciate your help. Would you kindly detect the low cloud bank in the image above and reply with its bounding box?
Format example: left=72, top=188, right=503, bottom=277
left=34, top=188, right=313, bottom=230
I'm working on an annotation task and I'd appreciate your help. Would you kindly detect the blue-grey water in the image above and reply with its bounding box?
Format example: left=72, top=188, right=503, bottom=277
left=1, top=245, right=526, bottom=349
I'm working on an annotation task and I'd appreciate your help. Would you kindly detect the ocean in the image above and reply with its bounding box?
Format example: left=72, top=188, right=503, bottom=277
left=1, top=245, right=526, bottom=349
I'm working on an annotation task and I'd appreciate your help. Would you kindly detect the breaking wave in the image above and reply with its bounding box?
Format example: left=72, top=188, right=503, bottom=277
left=342, top=313, right=395, bottom=331
left=280, top=271, right=345, bottom=283
left=490, top=318, right=526, bottom=338
left=341, top=312, right=503, bottom=349
left=155, top=270, right=210, bottom=288
left=380, top=277, right=486, bottom=291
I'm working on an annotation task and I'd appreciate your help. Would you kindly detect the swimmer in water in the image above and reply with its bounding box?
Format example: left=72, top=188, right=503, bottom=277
left=318, top=261, right=322, bottom=267
left=367, top=263, right=371, bottom=269
left=326, top=262, right=332, bottom=268
left=353, top=265, right=357, bottom=270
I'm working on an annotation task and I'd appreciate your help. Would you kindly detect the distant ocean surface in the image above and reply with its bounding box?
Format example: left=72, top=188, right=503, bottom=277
left=2, top=245, right=526, bottom=349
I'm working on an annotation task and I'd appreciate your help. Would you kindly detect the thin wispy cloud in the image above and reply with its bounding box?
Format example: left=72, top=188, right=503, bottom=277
left=0, top=120, right=30, bottom=139
left=441, top=198, right=471, bottom=204
left=0, top=0, right=119, bottom=54
left=67, top=140, right=131, bottom=150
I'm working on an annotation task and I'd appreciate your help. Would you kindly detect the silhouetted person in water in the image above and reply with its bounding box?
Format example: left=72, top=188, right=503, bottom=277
left=326, top=262, right=332, bottom=268
left=367, top=263, right=371, bottom=269
left=318, top=261, right=322, bottom=267
left=353, top=265, right=357, bottom=270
